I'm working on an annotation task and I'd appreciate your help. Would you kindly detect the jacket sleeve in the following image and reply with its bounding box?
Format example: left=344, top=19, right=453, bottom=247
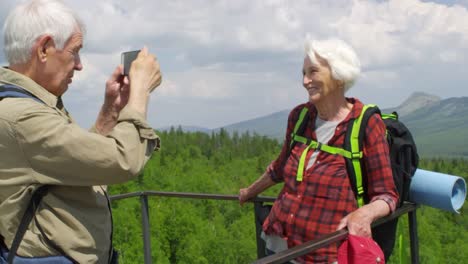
left=15, top=105, right=160, bottom=186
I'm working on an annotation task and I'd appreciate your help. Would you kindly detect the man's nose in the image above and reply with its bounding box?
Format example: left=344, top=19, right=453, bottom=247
left=74, top=54, right=83, bottom=71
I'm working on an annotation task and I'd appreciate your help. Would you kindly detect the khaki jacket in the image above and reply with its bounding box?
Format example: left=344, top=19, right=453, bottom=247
left=0, top=67, right=159, bottom=263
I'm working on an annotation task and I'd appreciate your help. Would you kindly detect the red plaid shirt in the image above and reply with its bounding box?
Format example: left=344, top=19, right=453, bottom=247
left=263, top=98, right=398, bottom=263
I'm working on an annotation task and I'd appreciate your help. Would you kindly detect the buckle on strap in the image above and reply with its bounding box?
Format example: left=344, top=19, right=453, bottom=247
left=316, top=142, right=322, bottom=150
left=357, top=186, right=365, bottom=195
left=351, top=151, right=362, bottom=159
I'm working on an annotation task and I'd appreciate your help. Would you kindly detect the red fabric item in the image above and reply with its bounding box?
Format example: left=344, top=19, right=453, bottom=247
left=262, top=98, right=398, bottom=263
left=338, top=234, right=385, bottom=264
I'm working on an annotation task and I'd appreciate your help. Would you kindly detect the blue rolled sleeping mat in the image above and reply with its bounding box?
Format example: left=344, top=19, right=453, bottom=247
left=409, top=169, right=466, bottom=213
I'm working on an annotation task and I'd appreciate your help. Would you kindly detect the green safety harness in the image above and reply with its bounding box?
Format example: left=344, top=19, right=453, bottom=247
left=290, top=104, right=397, bottom=207
left=287, top=103, right=413, bottom=263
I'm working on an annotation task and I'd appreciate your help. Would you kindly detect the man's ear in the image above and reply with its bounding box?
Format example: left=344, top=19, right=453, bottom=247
left=34, top=35, right=55, bottom=63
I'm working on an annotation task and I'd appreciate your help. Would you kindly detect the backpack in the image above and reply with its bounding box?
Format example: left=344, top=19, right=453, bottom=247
left=0, top=84, right=44, bottom=103
left=289, top=104, right=419, bottom=260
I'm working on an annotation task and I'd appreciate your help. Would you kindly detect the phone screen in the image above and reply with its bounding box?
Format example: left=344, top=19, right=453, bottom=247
left=121, top=50, right=140, bottom=76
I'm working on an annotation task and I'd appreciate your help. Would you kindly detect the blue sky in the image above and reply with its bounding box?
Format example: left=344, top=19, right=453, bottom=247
left=1, top=0, right=468, bottom=129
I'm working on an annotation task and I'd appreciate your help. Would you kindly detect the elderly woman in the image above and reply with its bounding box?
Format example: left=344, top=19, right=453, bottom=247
left=239, top=39, right=398, bottom=263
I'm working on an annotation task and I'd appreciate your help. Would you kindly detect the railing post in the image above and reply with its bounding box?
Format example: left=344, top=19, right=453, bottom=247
left=254, top=201, right=267, bottom=259
left=408, top=209, right=419, bottom=264
left=140, top=194, right=152, bottom=264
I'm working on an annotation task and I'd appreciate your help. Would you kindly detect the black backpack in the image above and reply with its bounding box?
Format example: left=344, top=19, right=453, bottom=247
left=289, top=104, right=419, bottom=260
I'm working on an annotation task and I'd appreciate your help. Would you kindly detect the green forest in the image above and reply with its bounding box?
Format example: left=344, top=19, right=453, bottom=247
left=109, top=128, right=468, bottom=264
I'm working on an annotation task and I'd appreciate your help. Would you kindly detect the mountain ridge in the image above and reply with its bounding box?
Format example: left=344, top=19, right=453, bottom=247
left=158, top=92, right=468, bottom=157
left=385, top=92, right=441, bottom=117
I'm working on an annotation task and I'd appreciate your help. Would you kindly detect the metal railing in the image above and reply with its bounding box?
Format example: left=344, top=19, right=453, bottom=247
left=252, top=203, right=419, bottom=264
left=110, top=191, right=419, bottom=264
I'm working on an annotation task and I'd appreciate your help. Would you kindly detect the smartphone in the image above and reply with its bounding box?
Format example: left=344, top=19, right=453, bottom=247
left=121, top=50, right=140, bottom=76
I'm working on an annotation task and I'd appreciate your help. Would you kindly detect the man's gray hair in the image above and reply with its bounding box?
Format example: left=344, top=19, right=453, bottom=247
left=3, top=0, right=86, bottom=65
left=305, top=38, right=361, bottom=92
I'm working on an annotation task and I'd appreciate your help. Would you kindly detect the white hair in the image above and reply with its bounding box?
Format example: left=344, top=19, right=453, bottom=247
left=304, top=38, right=361, bottom=92
left=3, top=0, right=86, bottom=65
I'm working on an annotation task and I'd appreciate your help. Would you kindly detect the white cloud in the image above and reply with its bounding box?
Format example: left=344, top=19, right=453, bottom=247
left=2, top=0, right=468, bottom=129
left=332, top=0, right=468, bottom=66
left=361, top=70, right=399, bottom=88
left=155, top=67, right=234, bottom=99
left=439, top=50, right=461, bottom=62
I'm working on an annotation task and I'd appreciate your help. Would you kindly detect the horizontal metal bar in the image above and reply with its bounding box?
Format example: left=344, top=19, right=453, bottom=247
left=371, top=202, right=418, bottom=228
left=110, top=191, right=417, bottom=264
left=254, top=229, right=349, bottom=264
left=252, top=203, right=418, bottom=264
left=110, top=190, right=276, bottom=203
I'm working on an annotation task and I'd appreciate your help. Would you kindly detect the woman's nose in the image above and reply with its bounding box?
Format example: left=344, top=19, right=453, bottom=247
left=303, top=74, right=311, bottom=86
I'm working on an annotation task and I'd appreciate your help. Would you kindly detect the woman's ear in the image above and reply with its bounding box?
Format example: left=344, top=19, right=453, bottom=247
left=335, top=78, right=345, bottom=90
left=34, top=35, right=55, bottom=63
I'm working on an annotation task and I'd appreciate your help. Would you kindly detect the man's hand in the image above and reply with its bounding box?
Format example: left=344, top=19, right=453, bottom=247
left=126, top=47, right=162, bottom=116
left=95, top=65, right=130, bottom=135
left=104, top=65, right=130, bottom=113
left=129, top=47, right=162, bottom=94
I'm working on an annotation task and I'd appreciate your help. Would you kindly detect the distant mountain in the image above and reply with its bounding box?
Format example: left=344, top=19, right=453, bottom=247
left=218, top=93, right=468, bottom=157
left=157, top=125, right=211, bottom=133
left=218, top=110, right=289, bottom=139
left=384, top=92, right=441, bottom=117
left=400, top=96, right=468, bottom=157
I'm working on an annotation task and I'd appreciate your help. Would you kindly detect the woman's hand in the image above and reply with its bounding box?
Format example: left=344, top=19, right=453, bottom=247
left=336, top=200, right=391, bottom=237
left=336, top=207, right=373, bottom=237
left=239, top=188, right=252, bottom=206
left=239, top=172, right=277, bottom=206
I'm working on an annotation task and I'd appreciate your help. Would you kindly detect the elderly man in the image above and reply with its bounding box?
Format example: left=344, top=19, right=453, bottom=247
left=0, top=0, right=161, bottom=263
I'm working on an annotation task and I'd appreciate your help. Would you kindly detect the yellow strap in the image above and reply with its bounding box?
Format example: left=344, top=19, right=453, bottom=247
left=296, top=144, right=312, bottom=182
left=350, top=104, right=376, bottom=206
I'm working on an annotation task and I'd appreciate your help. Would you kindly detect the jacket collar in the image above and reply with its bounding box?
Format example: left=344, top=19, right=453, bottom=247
left=306, top=97, right=364, bottom=125
left=0, top=67, right=59, bottom=108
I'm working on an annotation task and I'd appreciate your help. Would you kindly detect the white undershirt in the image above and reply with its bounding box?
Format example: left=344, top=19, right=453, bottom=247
left=261, top=118, right=340, bottom=262
left=306, top=117, right=340, bottom=170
